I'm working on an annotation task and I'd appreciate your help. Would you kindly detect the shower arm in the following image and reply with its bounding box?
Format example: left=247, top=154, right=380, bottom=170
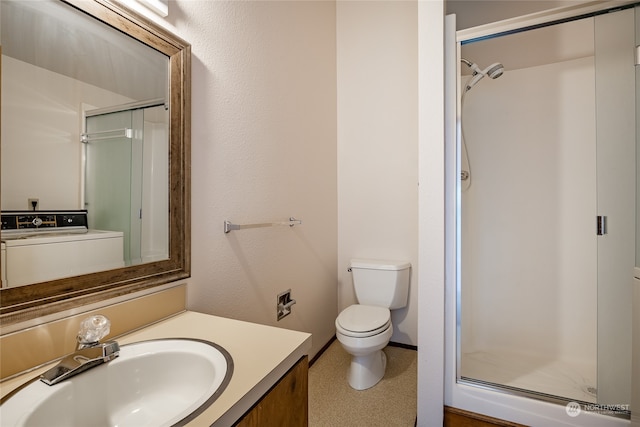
left=460, top=59, right=485, bottom=80
left=461, top=58, right=481, bottom=74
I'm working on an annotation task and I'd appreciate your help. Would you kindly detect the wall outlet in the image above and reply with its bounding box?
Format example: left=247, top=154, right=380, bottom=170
left=28, top=198, right=39, bottom=211
left=277, top=289, right=296, bottom=321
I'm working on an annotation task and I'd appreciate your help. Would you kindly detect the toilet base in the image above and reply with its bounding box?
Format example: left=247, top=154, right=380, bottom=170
left=348, top=349, right=387, bottom=390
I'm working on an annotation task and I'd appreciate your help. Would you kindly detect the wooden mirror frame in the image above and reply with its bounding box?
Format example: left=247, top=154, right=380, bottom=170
left=0, top=0, right=191, bottom=327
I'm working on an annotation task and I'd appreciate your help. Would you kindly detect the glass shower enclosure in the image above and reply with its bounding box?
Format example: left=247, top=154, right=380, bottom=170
left=455, top=4, right=636, bottom=418
left=83, top=102, right=169, bottom=266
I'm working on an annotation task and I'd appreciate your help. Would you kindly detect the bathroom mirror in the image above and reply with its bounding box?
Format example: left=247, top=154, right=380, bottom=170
left=0, top=0, right=191, bottom=326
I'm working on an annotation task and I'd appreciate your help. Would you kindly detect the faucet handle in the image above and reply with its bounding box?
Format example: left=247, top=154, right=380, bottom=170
left=77, top=315, right=111, bottom=347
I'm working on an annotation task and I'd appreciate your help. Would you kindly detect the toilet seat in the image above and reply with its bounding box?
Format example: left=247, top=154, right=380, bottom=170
left=336, top=305, right=391, bottom=338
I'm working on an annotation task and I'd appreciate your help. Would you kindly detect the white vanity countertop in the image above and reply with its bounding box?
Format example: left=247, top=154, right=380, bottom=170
left=0, top=311, right=312, bottom=426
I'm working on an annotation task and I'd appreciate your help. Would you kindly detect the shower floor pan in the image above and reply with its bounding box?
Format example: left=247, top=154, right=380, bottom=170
left=460, top=350, right=597, bottom=403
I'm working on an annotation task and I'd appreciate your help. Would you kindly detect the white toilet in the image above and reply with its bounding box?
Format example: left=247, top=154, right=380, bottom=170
left=335, top=259, right=411, bottom=390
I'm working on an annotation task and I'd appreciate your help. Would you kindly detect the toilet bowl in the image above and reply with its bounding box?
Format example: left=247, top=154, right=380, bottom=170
left=335, top=304, right=393, bottom=390
left=336, top=259, right=411, bottom=390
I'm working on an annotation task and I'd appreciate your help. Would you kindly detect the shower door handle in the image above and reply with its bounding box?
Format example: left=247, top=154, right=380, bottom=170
left=597, top=215, right=607, bottom=236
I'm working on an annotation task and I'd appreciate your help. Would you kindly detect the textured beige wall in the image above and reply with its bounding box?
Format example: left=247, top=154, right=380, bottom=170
left=158, top=1, right=339, bottom=358
left=336, top=1, right=419, bottom=346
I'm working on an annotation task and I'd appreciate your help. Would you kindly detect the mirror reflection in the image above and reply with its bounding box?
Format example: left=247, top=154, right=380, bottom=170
left=1, top=0, right=170, bottom=288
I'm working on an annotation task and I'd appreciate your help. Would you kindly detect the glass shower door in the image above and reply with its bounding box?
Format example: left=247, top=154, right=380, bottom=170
left=457, top=14, right=600, bottom=403
left=84, top=109, right=143, bottom=266
left=594, top=8, right=635, bottom=412
left=455, top=6, right=635, bottom=417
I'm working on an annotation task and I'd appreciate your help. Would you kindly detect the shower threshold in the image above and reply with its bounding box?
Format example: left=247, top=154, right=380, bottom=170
left=461, top=350, right=596, bottom=403
left=458, top=377, right=630, bottom=420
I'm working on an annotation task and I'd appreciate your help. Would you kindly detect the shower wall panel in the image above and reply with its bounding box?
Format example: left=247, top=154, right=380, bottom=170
left=461, top=56, right=597, bottom=368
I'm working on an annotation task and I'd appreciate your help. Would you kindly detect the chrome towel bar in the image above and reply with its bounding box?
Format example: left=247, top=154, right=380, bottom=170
left=81, top=128, right=133, bottom=143
left=224, top=217, right=302, bottom=234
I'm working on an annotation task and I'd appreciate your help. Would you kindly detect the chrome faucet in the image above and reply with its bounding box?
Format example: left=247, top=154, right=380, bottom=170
left=40, top=315, right=120, bottom=386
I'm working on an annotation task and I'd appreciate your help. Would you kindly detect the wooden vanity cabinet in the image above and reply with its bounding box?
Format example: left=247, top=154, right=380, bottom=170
left=234, top=356, right=309, bottom=427
left=444, top=406, right=526, bottom=427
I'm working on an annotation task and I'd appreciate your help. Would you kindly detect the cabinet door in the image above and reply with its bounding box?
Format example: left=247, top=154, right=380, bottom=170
left=235, top=356, right=308, bottom=427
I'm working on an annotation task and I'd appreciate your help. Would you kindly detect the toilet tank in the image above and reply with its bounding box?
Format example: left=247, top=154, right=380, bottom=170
left=350, top=259, right=411, bottom=309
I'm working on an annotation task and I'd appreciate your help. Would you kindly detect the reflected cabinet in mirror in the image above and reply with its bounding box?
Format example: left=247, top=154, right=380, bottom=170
left=0, top=0, right=191, bottom=326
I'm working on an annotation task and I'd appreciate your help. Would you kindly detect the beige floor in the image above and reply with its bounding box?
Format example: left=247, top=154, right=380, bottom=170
left=308, top=340, right=417, bottom=427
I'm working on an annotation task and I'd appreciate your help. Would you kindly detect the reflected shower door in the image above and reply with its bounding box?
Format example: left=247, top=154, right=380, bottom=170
left=84, top=104, right=169, bottom=266
left=84, top=109, right=142, bottom=265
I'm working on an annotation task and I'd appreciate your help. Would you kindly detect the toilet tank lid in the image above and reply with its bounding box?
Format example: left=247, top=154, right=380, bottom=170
left=350, top=259, right=411, bottom=271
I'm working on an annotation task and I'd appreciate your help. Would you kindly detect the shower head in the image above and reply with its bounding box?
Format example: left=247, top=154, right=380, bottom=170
left=485, top=62, right=505, bottom=79
left=461, top=58, right=504, bottom=91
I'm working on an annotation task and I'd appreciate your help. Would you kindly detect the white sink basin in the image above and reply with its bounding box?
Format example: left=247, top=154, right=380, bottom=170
left=0, top=339, right=233, bottom=427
